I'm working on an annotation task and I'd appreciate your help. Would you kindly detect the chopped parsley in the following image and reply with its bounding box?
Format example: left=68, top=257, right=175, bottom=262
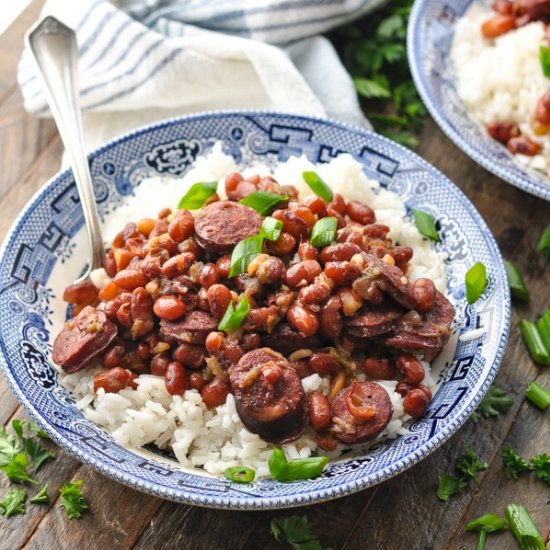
left=0, top=488, right=27, bottom=517
left=501, top=448, right=550, bottom=486
left=270, top=515, right=329, bottom=550
left=59, top=480, right=88, bottom=519
left=470, top=385, right=513, bottom=423
left=437, top=447, right=486, bottom=501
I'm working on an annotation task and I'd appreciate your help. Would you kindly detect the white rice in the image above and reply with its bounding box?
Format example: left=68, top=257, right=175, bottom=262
left=61, top=147, right=447, bottom=476
left=452, top=3, right=550, bottom=173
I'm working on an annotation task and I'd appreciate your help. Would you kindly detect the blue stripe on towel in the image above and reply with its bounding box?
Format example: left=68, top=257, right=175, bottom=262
left=83, top=18, right=135, bottom=70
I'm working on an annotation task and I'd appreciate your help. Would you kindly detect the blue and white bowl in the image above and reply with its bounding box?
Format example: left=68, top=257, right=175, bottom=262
left=0, top=111, right=510, bottom=509
left=408, top=0, right=550, bottom=202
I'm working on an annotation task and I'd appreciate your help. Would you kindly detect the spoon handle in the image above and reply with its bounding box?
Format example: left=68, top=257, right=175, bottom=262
left=27, top=16, right=105, bottom=277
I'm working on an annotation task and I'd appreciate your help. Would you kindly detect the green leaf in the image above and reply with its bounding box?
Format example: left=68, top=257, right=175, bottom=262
left=240, top=191, right=288, bottom=215
left=540, top=46, right=550, bottom=78
left=436, top=474, right=468, bottom=501
left=377, top=14, right=404, bottom=38
left=412, top=208, right=440, bottom=242
left=470, top=385, right=513, bottom=423
left=229, top=234, right=264, bottom=278
left=270, top=515, right=327, bottom=550
left=529, top=454, right=550, bottom=485
left=456, top=447, right=487, bottom=483
left=25, top=438, right=55, bottom=472
left=0, top=452, right=38, bottom=485
left=218, top=297, right=250, bottom=332
left=501, top=447, right=529, bottom=481
left=354, top=77, right=391, bottom=99
left=261, top=216, right=283, bottom=242
left=30, top=484, right=50, bottom=505
left=177, top=181, right=218, bottom=210
left=0, top=488, right=27, bottom=517
left=0, top=426, right=21, bottom=467
left=59, top=480, right=88, bottom=519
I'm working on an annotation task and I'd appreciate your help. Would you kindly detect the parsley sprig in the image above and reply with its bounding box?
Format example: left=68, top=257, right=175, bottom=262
left=502, top=448, right=550, bottom=485
left=328, top=0, right=426, bottom=147
left=270, top=515, right=331, bottom=550
left=59, top=480, right=88, bottom=519
left=470, top=385, right=513, bottom=423
left=437, top=447, right=487, bottom=501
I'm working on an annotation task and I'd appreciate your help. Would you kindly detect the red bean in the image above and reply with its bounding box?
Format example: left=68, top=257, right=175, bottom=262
left=395, top=381, right=412, bottom=397
left=63, top=279, right=99, bottom=306
left=309, top=352, right=340, bottom=374
left=188, top=372, right=206, bottom=391
left=102, top=342, right=126, bottom=369
left=328, top=193, right=346, bottom=216
left=508, top=136, right=542, bottom=156
left=151, top=354, right=171, bottom=376
left=486, top=121, right=521, bottom=143
left=308, top=392, right=332, bottom=430
left=324, top=261, right=361, bottom=287
left=165, top=361, right=187, bottom=395
left=153, top=295, right=186, bottom=320
left=412, top=278, right=436, bottom=313
left=395, top=354, right=425, bottom=386
left=220, top=340, right=245, bottom=365
left=207, top=284, right=232, bottom=318
left=297, top=241, right=318, bottom=261
left=273, top=207, right=315, bottom=237
left=114, top=268, right=149, bottom=291
left=299, top=283, right=331, bottom=305
left=481, top=14, right=515, bottom=38
left=403, top=389, right=430, bottom=418
left=199, top=263, right=220, bottom=288
left=161, top=252, right=196, bottom=279
left=284, top=260, right=322, bottom=288
left=346, top=200, right=375, bottom=225
left=305, top=196, right=327, bottom=217
left=265, top=232, right=297, bottom=256
left=320, top=295, right=343, bottom=339
left=168, top=210, right=194, bottom=242
left=225, top=172, right=244, bottom=198
left=320, top=242, right=362, bottom=263
left=116, top=301, right=133, bottom=328
left=93, top=367, right=132, bottom=393
left=391, top=246, right=413, bottom=271
left=205, top=331, right=225, bottom=354
left=173, top=343, right=205, bottom=369
left=201, top=378, right=231, bottom=408
left=256, top=256, right=284, bottom=284
left=290, top=359, right=313, bottom=379
left=216, top=255, right=232, bottom=279
left=241, top=332, right=261, bottom=352
left=287, top=303, right=319, bottom=337
left=362, top=357, right=396, bottom=380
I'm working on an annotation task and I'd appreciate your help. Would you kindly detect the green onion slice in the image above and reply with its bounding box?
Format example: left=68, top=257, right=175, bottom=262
left=465, top=262, right=488, bottom=304
left=504, top=504, right=546, bottom=550
left=177, top=181, right=218, bottom=210
left=525, top=381, right=550, bottom=410
left=268, top=448, right=288, bottom=480
left=540, top=46, right=550, bottom=78
left=519, top=320, right=550, bottom=366
left=465, top=514, right=507, bottom=533
left=223, top=466, right=256, bottom=484
left=412, top=208, right=440, bottom=242
left=310, top=217, right=338, bottom=248
left=239, top=191, right=288, bottom=215
left=536, top=225, right=550, bottom=258
left=229, top=234, right=264, bottom=278
left=504, top=260, right=529, bottom=302
left=302, top=171, right=333, bottom=202
left=537, top=309, right=550, bottom=353
left=268, top=448, right=328, bottom=482
left=218, top=297, right=250, bottom=332
left=261, top=216, right=283, bottom=242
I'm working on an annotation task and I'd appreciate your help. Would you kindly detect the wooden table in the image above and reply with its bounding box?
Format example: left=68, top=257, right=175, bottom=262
left=0, top=3, right=549, bottom=549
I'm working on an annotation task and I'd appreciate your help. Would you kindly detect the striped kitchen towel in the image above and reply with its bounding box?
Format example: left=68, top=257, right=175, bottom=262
left=18, top=0, right=386, bottom=152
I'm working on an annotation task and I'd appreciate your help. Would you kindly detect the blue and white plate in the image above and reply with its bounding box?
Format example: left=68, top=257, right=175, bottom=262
left=0, top=111, right=510, bottom=509
left=408, top=0, right=550, bottom=202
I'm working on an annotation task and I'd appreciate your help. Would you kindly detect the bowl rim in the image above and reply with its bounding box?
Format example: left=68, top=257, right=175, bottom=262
left=0, top=109, right=511, bottom=509
left=407, top=0, right=550, bottom=202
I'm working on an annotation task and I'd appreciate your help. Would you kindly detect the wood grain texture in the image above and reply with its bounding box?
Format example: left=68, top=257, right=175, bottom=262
left=0, top=2, right=549, bottom=549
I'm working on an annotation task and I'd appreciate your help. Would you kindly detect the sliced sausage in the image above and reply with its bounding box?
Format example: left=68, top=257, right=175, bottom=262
left=345, top=306, right=403, bottom=338
left=380, top=291, right=455, bottom=358
left=160, top=310, right=218, bottom=344
left=359, top=254, right=416, bottom=309
left=53, top=306, right=118, bottom=373
left=194, top=201, right=263, bottom=253
left=262, top=323, right=323, bottom=355
left=330, top=381, right=392, bottom=444
left=229, top=348, right=308, bottom=444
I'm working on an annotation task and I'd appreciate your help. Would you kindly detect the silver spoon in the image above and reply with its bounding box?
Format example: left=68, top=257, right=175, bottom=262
left=26, top=16, right=105, bottom=285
